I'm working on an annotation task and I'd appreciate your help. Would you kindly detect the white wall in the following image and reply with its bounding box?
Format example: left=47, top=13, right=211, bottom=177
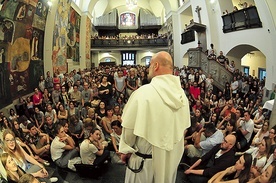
left=176, top=0, right=276, bottom=89
left=91, top=51, right=157, bottom=66
left=241, top=51, right=266, bottom=77
left=180, top=12, right=192, bottom=32
left=137, top=50, right=156, bottom=65
left=220, top=1, right=276, bottom=89
left=266, top=0, right=276, bottom=28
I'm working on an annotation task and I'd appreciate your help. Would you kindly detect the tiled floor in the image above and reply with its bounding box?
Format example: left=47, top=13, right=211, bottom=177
left=47, top=162, right=185, bottom=183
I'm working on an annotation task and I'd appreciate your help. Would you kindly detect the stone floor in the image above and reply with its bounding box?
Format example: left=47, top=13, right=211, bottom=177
left=46, top=162, right=186, bottom=183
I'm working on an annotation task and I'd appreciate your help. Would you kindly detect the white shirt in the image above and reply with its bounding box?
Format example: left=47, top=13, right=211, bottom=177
left=240, top=119, right=254, bottom=142
left=80, top=139, right=98, bottom=165
left=51, top=136, right=66, bottom=161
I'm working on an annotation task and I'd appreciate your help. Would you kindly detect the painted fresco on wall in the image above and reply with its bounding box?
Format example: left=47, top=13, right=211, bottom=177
left=0, top=0, right=19, bottom=20
left=0, top=18, right=15, bottom=44
left=86, top=17, right=91, bottom=60
left=67, top=7, right=80, bottom=64
left=9, top=37, right=30, bottom=72
left=167, top=16, right=174, bottom=61
left=0, top=0, right=48, bottom=107
left=52, top=0, right=72, bottom=73
left=31, top=28, right=44, bottom=60
left=14, top=2, right=35, bottom=24
left=33, top=0, right=48, bottom=30
left=0, top=44, right=11, bottom=108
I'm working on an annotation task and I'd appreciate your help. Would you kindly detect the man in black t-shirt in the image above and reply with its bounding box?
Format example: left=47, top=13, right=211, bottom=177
left=217, top=51, right=226, bottom=65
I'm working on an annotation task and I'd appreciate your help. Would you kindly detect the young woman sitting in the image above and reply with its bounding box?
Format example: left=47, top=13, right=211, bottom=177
left=248, top=161, right=276, bottom=183
left=208, top=153, right=252, bottom=183
left=80, top=128, right=110, bottom=166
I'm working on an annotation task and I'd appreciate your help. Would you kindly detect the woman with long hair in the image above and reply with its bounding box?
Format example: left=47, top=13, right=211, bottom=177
left=208, top=153, right=252, bottom=183
left=207, top=113, right=219, bottom=126
left=32, top=88, right=43, bottom=111
left=248, top=161, right=276, bottom=183
left=248, top=137, right=271, bottom=179
left=95, top=101, right=106, bottom=124
left=68, top=101, right=79, bottom=118
left=38, top=75, right=45, bottom=93
left=223, top=82, right=231, bottom=101
left=50, top=124, right=78, bottom=168
left=2, top=116, right=12, bottom=130
left=68, top=114, right=84, bottom=146
left=251, top=120, right=270, bottom=147
left=42, top=88, right=52, bottom=112
left=98, top=75, right=113, bottom=106
left=8, top=109, right=19, bottom=122
left=221, top=118, right=237, bottom=137
left=11, top=120, right=26, bottom=143
left=101, top=106, right=118, bottom=139
left=126, top=68, right=138, bottom=98
left=57, top=103, right=68, bottom=123
left=116, top=96, right=125, bottom=110
left=80, top=128, right=110, bottom=166
left=2, top=130, right=48, bottom=180
left=1, top=153, right=25, bottom=183
left=44, top=104, right=57, bottom=124
left=114, top=70, right=126, bottom=98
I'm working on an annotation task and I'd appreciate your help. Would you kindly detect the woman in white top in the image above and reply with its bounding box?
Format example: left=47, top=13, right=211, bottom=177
left=80, top=128, right=110, bottom=165
left=110, top=120, right=122, bottom=155
left=50, top=124, right=78, bottom=168
left=247, top=137, right=271, bottom=179
left=248, top=162, right=276, bottom=183
left=251, top=121, right=269, bottom=147
left=114, top=70, right=126, bottom=98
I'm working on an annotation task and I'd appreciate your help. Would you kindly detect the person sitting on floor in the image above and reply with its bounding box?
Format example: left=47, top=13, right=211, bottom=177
left=236, top=110, right=254, bottom=151
left=80, top=128, right=110, bottom=166
left=184, top=134, right=236, bottom=183
left=1, top=153, right=25, bottom=183
left=208, top=153, right=252, bottom=183
left=1, top=130, right=52, bottom=183
left=25, top=123, right=50, bottom=166
left=110, top=120, right=122, bottom=162
left=50, top=124, right=79, bottom=168
left=185, top=122, right=224, bottom=159
left=248, top=161, right=276, bottom=183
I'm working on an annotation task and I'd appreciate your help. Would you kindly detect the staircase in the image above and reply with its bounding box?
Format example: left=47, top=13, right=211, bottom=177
left=188, top=47, right=233, bottom=91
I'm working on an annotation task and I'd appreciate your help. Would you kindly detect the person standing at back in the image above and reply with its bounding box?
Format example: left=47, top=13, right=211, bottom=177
left=119, top=51, right=191, bottom=183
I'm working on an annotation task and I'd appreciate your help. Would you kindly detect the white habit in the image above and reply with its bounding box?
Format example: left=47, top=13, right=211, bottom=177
left=119, top=74, right=191, bottom=183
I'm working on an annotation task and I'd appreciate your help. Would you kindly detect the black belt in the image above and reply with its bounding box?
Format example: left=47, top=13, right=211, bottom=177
left=127, top=152, right=152, bottom=173
left=135, top=151, right=152, bottom=159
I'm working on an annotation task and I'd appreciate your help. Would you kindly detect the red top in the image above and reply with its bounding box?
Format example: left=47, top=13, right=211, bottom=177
left=33, top=92, right=42, bottom=105
left=190, top=86, right=200, bottom=100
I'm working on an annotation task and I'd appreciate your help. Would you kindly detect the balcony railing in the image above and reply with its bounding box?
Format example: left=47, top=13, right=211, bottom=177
left=91, top=38, right=168, bottom=48
left=222, top=6, right=262, bottom=33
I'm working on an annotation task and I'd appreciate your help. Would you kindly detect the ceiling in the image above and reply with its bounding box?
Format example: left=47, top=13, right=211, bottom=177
left=82, top=0, right=179, bottom=19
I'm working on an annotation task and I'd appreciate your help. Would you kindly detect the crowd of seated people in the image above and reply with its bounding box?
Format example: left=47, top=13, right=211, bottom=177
left=0, top=62, right=274, bottom=182
left=177, top=65, right=275, bottom=183
left=0, top=65, right=153, bottom=181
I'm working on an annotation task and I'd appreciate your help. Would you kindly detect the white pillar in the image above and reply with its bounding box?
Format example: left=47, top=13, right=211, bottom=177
left=43, top=1, right=58, bottom=77
left=79, top=11, right=92, bottom=70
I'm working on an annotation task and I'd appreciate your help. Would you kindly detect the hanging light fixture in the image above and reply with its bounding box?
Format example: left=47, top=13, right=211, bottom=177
left=126, top=0, right=137, bottom=9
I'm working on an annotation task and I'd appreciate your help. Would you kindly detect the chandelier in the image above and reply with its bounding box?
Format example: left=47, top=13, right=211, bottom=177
left=126, top=0, right=137, bottom=9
